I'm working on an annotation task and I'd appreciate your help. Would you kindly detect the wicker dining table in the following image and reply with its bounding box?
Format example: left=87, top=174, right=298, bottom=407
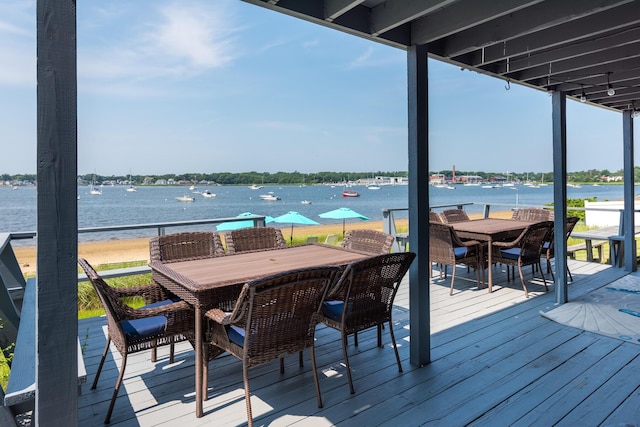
left=450, top=218, right=535, bottom=293
left=150, top=243, right=372, bottom=418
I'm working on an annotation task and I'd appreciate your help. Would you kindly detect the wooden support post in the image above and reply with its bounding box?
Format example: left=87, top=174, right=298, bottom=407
left=36, top=1, right=78, bottom=425
left=407, top=44, right=430, bottom=366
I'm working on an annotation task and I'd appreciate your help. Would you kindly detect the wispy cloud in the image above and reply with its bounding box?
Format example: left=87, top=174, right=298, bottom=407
left=347, top=46, right=374, bottom=69
left=0, top=2, right=35, bottom=86
left=253, top=120, right=308, bottom=132
left=79, top=0, right=241, bottom=89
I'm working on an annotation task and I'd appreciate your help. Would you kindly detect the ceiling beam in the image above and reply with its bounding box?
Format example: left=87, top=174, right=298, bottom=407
left=489, top=27, right=640, bottom=75
left=371, top=0, right=454, bottom=36
left=431, top=0, right=631, bottom=58
left=457, top=2, right=640, bottom=67
left=507, top=41, right=640, bottom=82
left=411, top=0, right=541, bottom=44
left=325, top=0, right=364, bottom=22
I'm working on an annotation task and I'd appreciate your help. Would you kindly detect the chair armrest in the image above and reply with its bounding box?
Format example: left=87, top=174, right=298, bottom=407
left=204, top=308, right=232, bottom=324
left=460, top=239, right=481, bottom=248
left=124, top=300, right=191, bottom=320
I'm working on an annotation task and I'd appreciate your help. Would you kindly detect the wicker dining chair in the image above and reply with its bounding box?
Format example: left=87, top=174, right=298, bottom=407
left=440, top=208, right=470, bottom=224
left=429, top=211, right=443, bottom=223
left=491, top=220, right=554, bottom=298
left=544, top=216, right=580, bottom=281
left=149, top=231, right=225, bottom=262
left=511, top=207, right=554, bottom=222
left=205, top=266, right=341, bottom=427
left=429, top=222, right=484, bottom=295
left=340, top=229, right=395, bottom=255
left=78, top=258, right=194, bottom=424
left=312, top=252, right=416, bottom=397
left=224, top=226, right=287, bottom=253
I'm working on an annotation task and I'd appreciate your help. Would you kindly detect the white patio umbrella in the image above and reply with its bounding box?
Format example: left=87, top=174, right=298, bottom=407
left=273, top=211, right=320, bottom=244
left=319, top=207, right=369, bottom=237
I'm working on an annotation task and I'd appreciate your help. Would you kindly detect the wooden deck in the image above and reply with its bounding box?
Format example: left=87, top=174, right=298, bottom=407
left=76, top=259, right=640, bottom=426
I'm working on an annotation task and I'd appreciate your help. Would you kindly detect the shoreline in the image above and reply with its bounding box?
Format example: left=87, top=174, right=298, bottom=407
left=13, top=210, right=511, bottom=275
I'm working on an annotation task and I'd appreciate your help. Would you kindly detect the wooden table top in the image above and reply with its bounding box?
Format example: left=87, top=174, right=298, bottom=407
left=450, top=218, right=533, bottom=237
left=150, top=244, right=371, bottom=292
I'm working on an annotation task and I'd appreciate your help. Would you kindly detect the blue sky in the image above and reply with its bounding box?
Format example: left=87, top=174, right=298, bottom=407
left=0, top=0, right=635, bottom=176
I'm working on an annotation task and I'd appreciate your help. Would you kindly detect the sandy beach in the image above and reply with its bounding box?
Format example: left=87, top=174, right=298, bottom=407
left=12, top=211, right=511, bottom=275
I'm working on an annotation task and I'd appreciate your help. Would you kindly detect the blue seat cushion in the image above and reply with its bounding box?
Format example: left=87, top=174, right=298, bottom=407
left=121, top=299, right=173, bottom=340
left=542, top=242, right=551, bottom=250
left=321, top=300, right=344, bottom=321
left=453, top=247, right=469, bottom=258
left=500, top=248, right=538, bottom=260
left=227, top=325, right=245, bottom=347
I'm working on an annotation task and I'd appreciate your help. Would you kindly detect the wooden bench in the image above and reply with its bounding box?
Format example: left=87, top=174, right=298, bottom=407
left=567, top=240, right=606, bottom=261
left=4, top=278, right=87, bottom=414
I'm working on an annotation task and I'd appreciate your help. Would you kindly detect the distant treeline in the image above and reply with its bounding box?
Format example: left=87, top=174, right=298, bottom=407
left=432, top=168, right=628, bottom=183
left=1, top=167, right=633, bottom=185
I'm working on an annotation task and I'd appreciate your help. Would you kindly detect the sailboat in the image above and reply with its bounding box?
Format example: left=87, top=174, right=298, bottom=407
left=126, top=173, right=137, bottom=192
left=89, top=174, right=102, bottom=195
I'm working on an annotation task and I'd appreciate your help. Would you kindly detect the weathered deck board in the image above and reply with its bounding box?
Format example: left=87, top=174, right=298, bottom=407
left=74, top=259, right=640, bottom=426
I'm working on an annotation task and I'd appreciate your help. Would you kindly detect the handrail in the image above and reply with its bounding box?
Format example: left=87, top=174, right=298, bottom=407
left=9, top=215, right=269, bottom=241
left=382, top=202, right=638, bottom=252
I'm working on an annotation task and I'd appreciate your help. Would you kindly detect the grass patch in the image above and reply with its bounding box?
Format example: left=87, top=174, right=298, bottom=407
left=78, top=260, right=150, bottom=318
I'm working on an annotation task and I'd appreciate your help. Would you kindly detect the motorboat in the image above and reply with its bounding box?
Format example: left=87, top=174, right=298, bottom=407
left=260, top=194, right=280, bottom=201
left=342, top=189, right=360, bottom=197
left=301, top=200, right=312, bottom=205
left=249, top=184, right=263, bottom=190
left=367, top=185, right=381, bottom=190
left=175, top=195, right=195, bottom=202
left=202, top=190, right=216, bottom=198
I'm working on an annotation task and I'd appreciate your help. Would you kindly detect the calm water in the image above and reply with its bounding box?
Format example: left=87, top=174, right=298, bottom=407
left=0, top=183, right=632, bottom=243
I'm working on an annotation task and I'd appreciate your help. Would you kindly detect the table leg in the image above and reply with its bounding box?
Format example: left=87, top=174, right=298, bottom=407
left=585, top=240, right=594, bottom=262
left=195, top=306, right=203, bottom=418
left=488, top=237, right=493, bottom=293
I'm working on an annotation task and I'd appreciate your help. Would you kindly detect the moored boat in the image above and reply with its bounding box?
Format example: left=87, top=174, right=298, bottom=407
left=175, top=195, right=195, bottom=202
left=342, top=189, right=360, bottom=197
left=202, top=190, right=216, bottom=198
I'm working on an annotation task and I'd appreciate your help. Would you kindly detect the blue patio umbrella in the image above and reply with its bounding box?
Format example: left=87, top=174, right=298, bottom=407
left=216, top=212, right=274, bottom=231
left=273, top=211, right=320, bottom=244
left=319, top=207, right=369, bottom=237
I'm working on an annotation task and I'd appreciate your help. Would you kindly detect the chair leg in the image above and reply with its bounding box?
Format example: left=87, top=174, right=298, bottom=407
left=449, top=263, right=457, bottom=295
left=341, top=331, right=355, bottom=394
left=280, top=357, right=285, bottom=373
left=169, top=338, right=175, bottom=364
left=538, top=261, right=548, bottom=292
left=517, top=265, right=529, bottom=298
left=243, top=362, right=254, bottom=427
left=299, top=350, right=304, bottom=367
left=354, top=331, right=358, bottom=347
left=310, top=342, right=323, bottom=408
left=92, top=338, right=111, bottom=390
left=151, top=338, right=157, bottom=363
left=105, top=352, right=128, bottom=424
left=388, top=319, right=403, bottom=373
left=548, top=257, right=555, bottom=282
left=377, top=324, right=382, bottom=348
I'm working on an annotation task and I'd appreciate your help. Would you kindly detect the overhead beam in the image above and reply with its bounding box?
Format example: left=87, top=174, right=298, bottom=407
left=325, top=0, right=363, bottom=22
left=508, top=41, right=640, bottom=82
left=411, top=0, right=540, bottom=44
left=371, top=0, right=453, bottom=36
left=459, top=1, right=640, bottom=66
left=489, top=27, right=640, bottom=75
left=432, top=0, right=631, bottom=58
